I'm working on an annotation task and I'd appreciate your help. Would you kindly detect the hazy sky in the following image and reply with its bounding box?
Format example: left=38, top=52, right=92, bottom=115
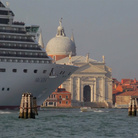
left=2, top=0, right=138, bottom=81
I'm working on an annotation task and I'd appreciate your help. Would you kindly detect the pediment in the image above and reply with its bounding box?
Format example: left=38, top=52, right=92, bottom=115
left=76, top=63, right=107, bottom=74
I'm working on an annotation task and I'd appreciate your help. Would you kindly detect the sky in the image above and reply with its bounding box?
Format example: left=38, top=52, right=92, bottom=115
left=2, top=0, right=138, bottom=81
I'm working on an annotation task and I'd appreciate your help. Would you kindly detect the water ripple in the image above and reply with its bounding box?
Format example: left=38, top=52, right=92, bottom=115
left=0, top=108, right=138, bottom=138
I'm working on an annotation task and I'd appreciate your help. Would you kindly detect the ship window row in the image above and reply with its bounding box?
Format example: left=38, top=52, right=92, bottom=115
left=0, top=10, right=14, bottom=16
left=0, top=28, right=26, bottom=34
left=0, top=34, right=34, bottom=42
left=0, top=18, right=9, bottom=24
left=0, top=43, right=41, bottom=50
left=0, top=58, right=51, bottom=64
left=0, top=26, right=24, bottom=31
left=2, top=88, right=10, bottom=91
left=0, top=68, right=47, bottom=74
left=0, top=51, right=48, bottom=58
left=0, top=10, right=8, bottom=15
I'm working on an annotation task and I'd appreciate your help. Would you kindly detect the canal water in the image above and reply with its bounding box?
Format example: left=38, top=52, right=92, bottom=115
left=0, top=108, right=138, bottom=138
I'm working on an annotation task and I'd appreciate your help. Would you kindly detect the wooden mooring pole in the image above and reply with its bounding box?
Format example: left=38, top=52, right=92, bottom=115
left=19, top=93, right=37, bottom=119
left=33, top=97, right=38, bottom=115
left=128, top=97, right=137, bottom=116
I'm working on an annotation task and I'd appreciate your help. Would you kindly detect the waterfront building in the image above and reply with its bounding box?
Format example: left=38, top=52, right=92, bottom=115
left=56, top=55, right=112, bottom=107
left=113, top=78, right=138, bottom=105
left=45, top=19, right=112, bottom=107
left=42, top=88, right=71, bottom=108
left=115, top=91, right=138, bottom=108
left=121, top=78, right=138, bottom=91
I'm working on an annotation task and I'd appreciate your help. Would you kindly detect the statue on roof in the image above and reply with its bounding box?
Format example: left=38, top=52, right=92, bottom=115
left=59, top=18, right=62, bottom=26
left=56, top=18, right=66, bottom=37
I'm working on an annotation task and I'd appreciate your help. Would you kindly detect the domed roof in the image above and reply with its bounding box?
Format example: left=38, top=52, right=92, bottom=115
left=46, top=36, right=76, bottom=55
left=46, top=18, right=76, bottom=56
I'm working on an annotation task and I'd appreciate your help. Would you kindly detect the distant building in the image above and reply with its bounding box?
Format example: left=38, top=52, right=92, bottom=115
left=45, top=19, right=112, bottom=108
left=57, top=56, right=112, bottom=107
left=112, top=78, right=120, bottom=90
left=121, top=78, right=138, bottom=90
left=112, top=90, right=123, bottom=105
left=113, top=78, right=138, bottom=105
left=115, top=91, right=138, bottom=108
left=46, top=18, right=76, bottom=61
left=116, top=84, right=134, bottom=92
left=42, top=88, right=71, bottom=108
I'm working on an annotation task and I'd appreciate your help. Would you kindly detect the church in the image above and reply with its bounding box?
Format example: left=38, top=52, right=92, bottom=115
left=45, top=19, right=113, bottom=107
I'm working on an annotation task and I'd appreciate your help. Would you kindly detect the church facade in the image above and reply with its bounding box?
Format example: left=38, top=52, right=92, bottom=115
left=56, top=56, right=112, bottom=107
left=45, top=19, right=113, bottom=107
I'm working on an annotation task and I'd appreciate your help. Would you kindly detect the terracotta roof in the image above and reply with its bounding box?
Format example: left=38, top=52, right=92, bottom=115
left=117, top=91, right=138, bottom=96
left=113, top=90, right=122, bottom=94
left=121, top=78, right=138, bottom=85
left=122, top=85, right=133, bottom=89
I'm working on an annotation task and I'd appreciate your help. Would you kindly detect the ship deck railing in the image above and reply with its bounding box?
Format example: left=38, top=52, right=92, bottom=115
left=0, top=38, right=34, bottom=42
left=0, top=46, right=41, bottom=50
left=0, top=29, right=26, bottom=34
left=12, top=22, right=25, bottom=26
left=0, top=54, right=49, bottom=58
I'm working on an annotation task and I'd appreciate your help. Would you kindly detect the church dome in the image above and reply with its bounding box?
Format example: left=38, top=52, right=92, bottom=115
left=46, top=36, right=76, bottom=56
left=46, top=18, right=76, bottom=56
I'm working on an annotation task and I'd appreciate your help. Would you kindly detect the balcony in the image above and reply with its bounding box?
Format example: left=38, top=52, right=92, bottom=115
left=0, top=53, right=49, bottom=58
left=12, top=22, right=25, bottom=26
left=0, top=45, right=41, bottom=50
left=0, top=29, right=26, bottom=34
left=0, top=37, right=34, bottom=42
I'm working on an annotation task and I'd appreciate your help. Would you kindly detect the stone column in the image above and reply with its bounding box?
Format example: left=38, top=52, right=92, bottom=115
left=108, top=80, right=112, bottom=103
left=81, top=84, right=84, bottom=102
left=91, top=85, right=93, bottom=102
left=91, top=80, right=95, bottom=102
left=70, top=77, right=74, bottom=100
left=102, top=77, right=105, bottom=101
left=94, top=78, right=97, bottom=102
left=78, top=77, right=81, bottom=101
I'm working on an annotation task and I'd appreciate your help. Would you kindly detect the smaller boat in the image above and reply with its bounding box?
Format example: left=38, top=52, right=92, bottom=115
left=80, top=107, right=93, bottom=112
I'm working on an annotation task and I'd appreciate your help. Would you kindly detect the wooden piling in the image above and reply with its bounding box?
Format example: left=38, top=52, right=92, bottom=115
left=19, top=92, right=38, bottom=119
left=19, top=94, right=25, bottom=118
left=132, top=98, right=137, bottom=116
left=33, top=97, right=38, bottom=115
left=128, top=97, right=137, bottom=116
left=128, top=98, right=132, bottom=116
left=28, top=93, right=35, bottom=119
left=24, top=93, right=28, bottom=119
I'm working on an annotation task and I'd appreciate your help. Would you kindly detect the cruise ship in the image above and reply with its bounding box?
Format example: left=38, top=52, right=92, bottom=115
left=0, top=1, right=78, bottom=109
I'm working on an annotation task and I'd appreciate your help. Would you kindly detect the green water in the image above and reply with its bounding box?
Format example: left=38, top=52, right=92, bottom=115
left=0, top=108, right=138, bottom=138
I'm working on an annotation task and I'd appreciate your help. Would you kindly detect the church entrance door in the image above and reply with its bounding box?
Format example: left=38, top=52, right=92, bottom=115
left=83, top=85, right=91, bottom=102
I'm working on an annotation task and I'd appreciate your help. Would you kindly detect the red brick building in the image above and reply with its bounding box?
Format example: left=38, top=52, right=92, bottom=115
left=42, top=88, right=71, bottom=108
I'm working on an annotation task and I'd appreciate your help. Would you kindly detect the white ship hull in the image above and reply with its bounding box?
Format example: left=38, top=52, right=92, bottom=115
left=0, top=61, right=77, bottom=108
left=0, top=1, right=78, bottom=109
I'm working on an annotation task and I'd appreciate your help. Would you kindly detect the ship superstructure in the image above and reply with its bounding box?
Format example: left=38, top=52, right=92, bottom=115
left=0, top=1, right=78, bottom=108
